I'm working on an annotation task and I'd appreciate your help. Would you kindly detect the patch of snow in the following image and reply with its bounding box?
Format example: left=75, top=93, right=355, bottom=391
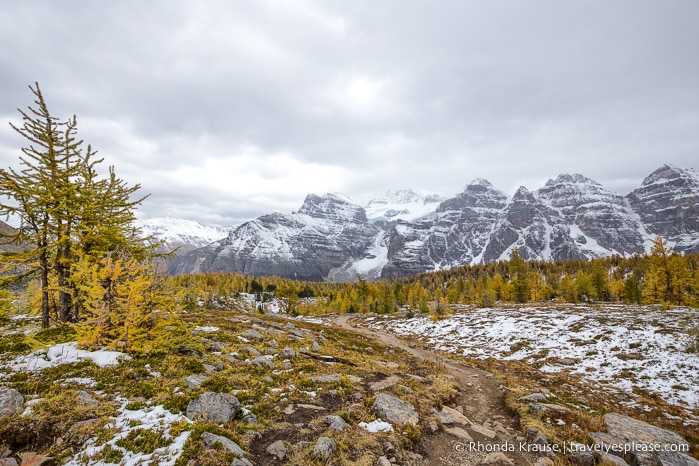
left=8, top=342, right=130, bottom=372
left=367, top=305, right=699, bottom=419
left=193, top=325, right=219, bottom=333
left=359, top=419, right=394, bottom=432
left=66, top=397, right=190, bottom=466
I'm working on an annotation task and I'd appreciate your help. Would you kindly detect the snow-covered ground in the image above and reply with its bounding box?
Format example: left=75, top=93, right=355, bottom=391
left=6, top=342, right=130, bottom=372
left=364, top=305, right=699, bottom=418
left=65, top=398, right=190, bottom=466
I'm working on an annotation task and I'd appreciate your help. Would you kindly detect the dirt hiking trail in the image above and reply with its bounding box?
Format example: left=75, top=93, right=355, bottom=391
left=334, top=314, right=539, bottom=466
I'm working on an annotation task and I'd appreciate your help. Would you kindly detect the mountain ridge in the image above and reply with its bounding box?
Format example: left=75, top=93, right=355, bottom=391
left=164, top=164, right=699, bottom=280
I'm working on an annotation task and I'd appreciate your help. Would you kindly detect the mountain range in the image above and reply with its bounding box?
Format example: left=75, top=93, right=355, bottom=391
left=161, top=164, right=699, bottom=281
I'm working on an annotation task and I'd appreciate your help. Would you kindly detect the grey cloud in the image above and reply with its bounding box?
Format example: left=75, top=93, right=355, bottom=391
left=1, top=1, right=698, bottom=225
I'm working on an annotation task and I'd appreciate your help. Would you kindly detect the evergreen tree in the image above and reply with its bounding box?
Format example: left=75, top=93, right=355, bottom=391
left=508, top=248, right=530, bottom=303
left=0, top=83, right=163, bottom=338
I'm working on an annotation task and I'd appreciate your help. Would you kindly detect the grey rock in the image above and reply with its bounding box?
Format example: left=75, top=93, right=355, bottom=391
left=249, top=356, right=275, bottom=368
left=230, top=459, right=253, bottom=466
left=323, top=415, right=349, bottom=431
left=243, top=346, right=261, bottom=356
left=471, top=423, right=497, bottom=439
left=266, top=440, right=287, bottom=460
left=534, top=458, right=555, bottom=466
left=570, top=450, right=595, bottom=466
left=377, top=456, right=392, bottom=466
left=594, top=412, right=699, bottom=466
left=526, top=426, right=550, bottom=448
left=529, top=402, right=572, bottom=417
left=225, top=353, right=241, bottom=363
left=201, top=432, right=245, bottom=457
left=184, top=375, right=210, bottom=389
left=310, top=374, right=341, bottom=384
left=243, top=329, right=264, bottom=341
left=435, top=410, right=455, bottom=425
left=480, top=452, right=515, bottom=465
left=0, top=459, right=19, bottom=466
left=445, top=426, right=473, bottom=441
left=427, top=420, right=439, bottom=433
left=186, top=392, right=240, bottom=423
left=0, top=387, right=23, bottom=418
left=519, top=393, right=548, bottom=402
left=280, top=347, right=297, bottom=359
left=372, top=393, right=419, bottom=427
left=311, top=340, right=322, bottom=352
left=312, top=436, right=336, bottom=461
left=594, top=452, right=630, bottom=466
left=207, top=341, right=227, bottom=352
left=78, top=390, right=98, bottom=406
left=242, top=412, right=257, bottom=425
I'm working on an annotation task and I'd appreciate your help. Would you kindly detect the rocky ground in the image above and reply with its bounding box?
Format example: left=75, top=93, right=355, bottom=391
left=0, top=304, right=697, bottom=465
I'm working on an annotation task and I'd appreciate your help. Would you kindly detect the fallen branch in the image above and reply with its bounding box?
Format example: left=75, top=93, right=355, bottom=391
left=299, top=349, right=358, bottom=366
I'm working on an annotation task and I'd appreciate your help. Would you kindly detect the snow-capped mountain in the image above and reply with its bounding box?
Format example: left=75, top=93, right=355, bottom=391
left=134, top=217, right=230, bottom=253
left=364, top=189, right=444, bottom=222
left=168, top=165, right=699, bottom=280
left=167, top=193, right=383, bottom=280
left=627, top=165, right=699, bottom=253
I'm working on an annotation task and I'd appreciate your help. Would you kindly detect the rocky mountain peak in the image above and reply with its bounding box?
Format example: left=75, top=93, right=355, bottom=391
left=537, top=173, right=620, bottom=209
left=465, top=178, right=494, bottom=190
left=629, top=165, right=699, bottom=252
left=168, top=164, right=699, bottom=279
left=298, top=193, right=367, bottom=224
left=437, top=179, right=508, bottom=212
left=368, top=189, right=423, bottom=205
left=511, top=186, right=534, bottom=203
left=544, top=173, right=599, bottom=187
left=638, top=164, right=699, bottom=190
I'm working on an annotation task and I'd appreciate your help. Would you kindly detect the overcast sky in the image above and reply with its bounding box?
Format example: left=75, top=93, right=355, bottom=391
left=1, top=1, right=698, bottom=226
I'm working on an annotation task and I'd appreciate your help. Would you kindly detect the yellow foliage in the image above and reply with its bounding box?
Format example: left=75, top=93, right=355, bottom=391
left=73, top=251, right=176, bottom=353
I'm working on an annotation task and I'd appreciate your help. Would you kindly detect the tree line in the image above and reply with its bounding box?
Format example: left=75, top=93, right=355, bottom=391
left=167, top=235, right=699, bottom=316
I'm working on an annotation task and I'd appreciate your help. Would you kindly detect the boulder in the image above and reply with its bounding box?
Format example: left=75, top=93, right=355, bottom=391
left=0, top=387, right=23, bottom=418
left=243, top=329, right=264, bottom=341
left=266, top=440, right=287, bottom=460
left=200, top=432, right=245, bottom=457
left=592, top=412, right=699, bottom=466
left=186, top=392, right=240, bottom=423
left=323, top=415, right=349, bottom=431
left=249, top=356, right=275, bottom=368
left=184, top=375, right=209, bottom=389
left=529, top=403, right=572, bottom=417
left=372, top=393, right=419, bottom=427
left=310, top=374, right=341, bottom=384
left=77, top=390, right=98, bottom=406
left=312, top=437, right=336, bottom=461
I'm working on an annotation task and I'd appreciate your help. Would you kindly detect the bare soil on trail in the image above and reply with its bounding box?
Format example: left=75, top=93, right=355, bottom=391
left=334, top=315, right=539, bottom=466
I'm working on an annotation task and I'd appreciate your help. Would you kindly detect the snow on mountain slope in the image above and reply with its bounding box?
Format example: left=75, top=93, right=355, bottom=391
left=135, top=217, right=230, bottom=251
left=365, top=189, right=444, bottom=222
left=166, top=165, right=699, bottom=280
left=628, top=164, right=699, bottom=253
left=168, top=194, right=382, bottom=280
